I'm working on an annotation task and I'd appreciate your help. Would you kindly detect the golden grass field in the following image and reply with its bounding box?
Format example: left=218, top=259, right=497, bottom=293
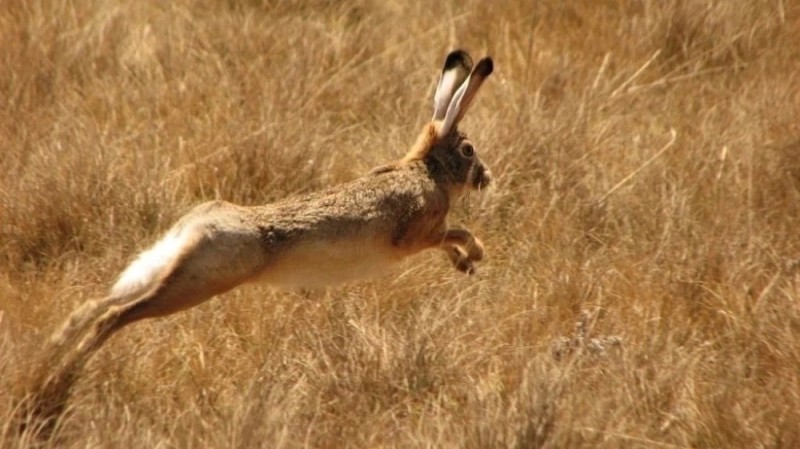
left=2, top=0, right=800, bottom=447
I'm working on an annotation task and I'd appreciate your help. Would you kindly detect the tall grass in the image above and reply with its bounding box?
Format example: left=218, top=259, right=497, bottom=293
left=2, top=0, right=799, bottom=447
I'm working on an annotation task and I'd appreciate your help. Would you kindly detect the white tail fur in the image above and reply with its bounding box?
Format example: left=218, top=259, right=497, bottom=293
left=110, top=227, right=192, bottom=297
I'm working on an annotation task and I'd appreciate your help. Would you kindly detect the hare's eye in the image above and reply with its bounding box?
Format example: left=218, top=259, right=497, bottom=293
left=461, top=144, right=475, bottom=158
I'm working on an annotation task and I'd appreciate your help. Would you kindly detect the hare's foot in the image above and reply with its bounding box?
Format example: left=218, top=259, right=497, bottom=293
left=467, top=236, right=484, bottom=262
left=444, top=245, right=477, bottom=275
left=442, top=227, right=484, bottom=262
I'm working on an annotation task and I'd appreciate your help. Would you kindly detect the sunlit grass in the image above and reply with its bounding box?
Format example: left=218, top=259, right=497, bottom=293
left=2, top=0, right=799, bottom=447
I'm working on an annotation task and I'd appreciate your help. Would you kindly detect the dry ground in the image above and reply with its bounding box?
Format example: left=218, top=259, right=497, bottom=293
left=2, top=0, right=800, bottom=447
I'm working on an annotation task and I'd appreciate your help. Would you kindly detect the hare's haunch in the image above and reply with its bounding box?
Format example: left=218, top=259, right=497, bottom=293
left=23, top=50, right=494, bottom=430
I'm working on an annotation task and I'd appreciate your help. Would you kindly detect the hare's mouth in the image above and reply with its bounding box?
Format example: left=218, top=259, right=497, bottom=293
left=473, top=165, right=492, bottom=190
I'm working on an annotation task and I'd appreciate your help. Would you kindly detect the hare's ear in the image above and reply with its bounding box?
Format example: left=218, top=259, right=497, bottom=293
left=432, top=50, right=473, bottom=121
left=439, top=57, right=493, bottom=138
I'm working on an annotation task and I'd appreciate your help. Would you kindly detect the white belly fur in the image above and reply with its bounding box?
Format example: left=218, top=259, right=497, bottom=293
left=260, top=238, right=403, bottom=288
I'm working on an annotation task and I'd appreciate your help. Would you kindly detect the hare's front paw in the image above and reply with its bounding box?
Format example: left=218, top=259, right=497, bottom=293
left=455, top=257, right=477, bottom=275
left=446, top=245, right=479, bottom=275
left=442, top=227, right=484, bottom=263
left=468, top=237, right=485, bottom=262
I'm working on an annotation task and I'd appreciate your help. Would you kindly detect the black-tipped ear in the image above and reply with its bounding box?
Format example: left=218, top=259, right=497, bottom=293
left=443, top=50, right=472, bottom=72
left=439, top=56, right=493, bottom=137
left=432, top=50, right=473, bottom=121
left=474, top=57, right=493, bottom=77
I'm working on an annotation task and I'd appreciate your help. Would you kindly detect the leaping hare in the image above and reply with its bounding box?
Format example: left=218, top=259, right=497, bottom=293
left=24, top=50, right=494, bottom=429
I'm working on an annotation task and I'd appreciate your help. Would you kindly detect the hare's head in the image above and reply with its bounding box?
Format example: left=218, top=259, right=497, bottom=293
left=403, top=51, right=494, bottom=198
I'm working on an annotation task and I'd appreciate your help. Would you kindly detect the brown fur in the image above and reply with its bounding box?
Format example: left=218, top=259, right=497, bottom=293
left=21, top=54, right=493, bottom=435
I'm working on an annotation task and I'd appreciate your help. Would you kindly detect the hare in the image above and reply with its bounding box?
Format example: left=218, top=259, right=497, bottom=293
left=23, top=50, right=494, bottom=429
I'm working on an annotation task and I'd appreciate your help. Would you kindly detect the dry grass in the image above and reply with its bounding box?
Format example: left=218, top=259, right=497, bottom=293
left=2, top=0, right=800, bottom=447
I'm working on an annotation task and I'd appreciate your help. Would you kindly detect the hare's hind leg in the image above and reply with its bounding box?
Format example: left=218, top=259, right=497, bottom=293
left=26, top=296, right=143, bottom=421
left=113, top=231, right=266, bottom=325
left=22, top=295, right=130, bottom=433
left=112, top=211, right=269, bottom=324
left=25, top=222, right=264, bottom=431
left=24, top=257, right=234, bottom=432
